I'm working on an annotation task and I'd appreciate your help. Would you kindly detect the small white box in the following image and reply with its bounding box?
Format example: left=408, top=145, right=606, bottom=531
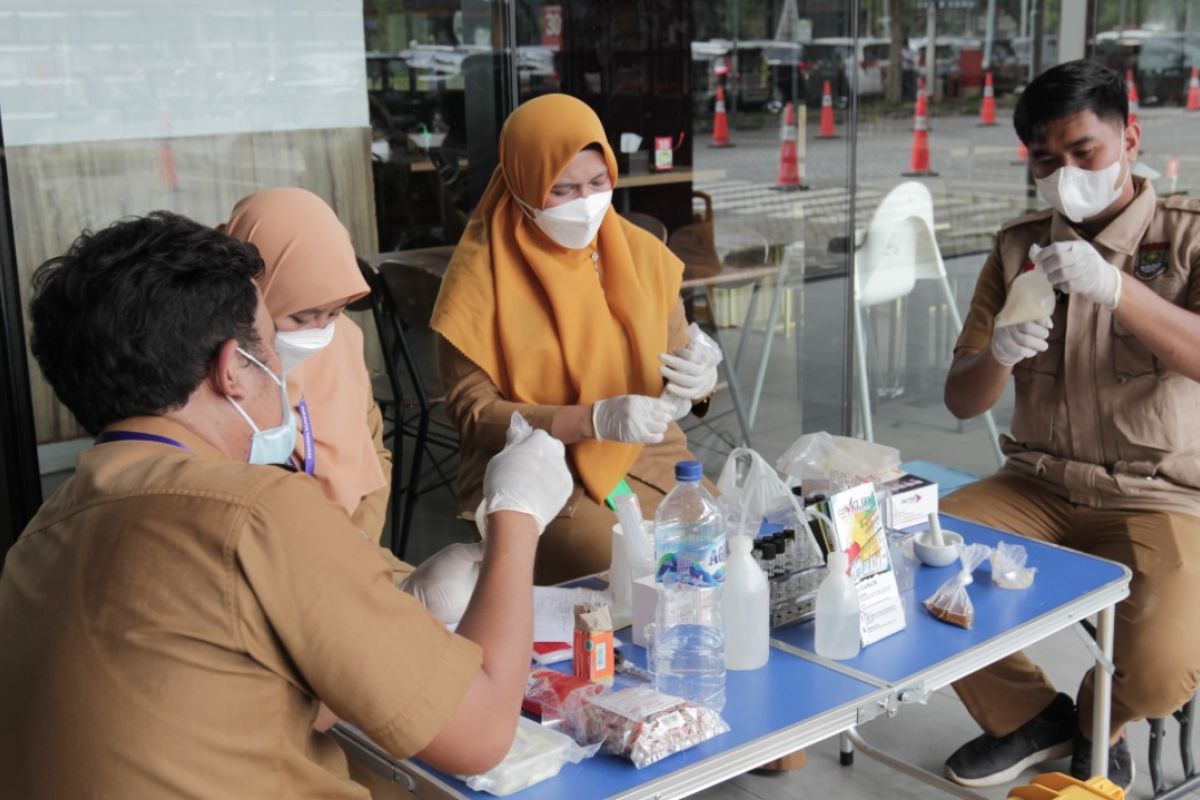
left=885, top=473, right=938, bottom=531
left=631, top=575, right=659, bottom=648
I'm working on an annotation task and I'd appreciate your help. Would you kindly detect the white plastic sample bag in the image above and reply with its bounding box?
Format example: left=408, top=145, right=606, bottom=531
left=777, top=432, right=901, bottom=496
left=994, top=247, right=1056, bottom=329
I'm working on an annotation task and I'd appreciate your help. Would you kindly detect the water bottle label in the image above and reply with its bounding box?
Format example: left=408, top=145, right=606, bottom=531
left=657, top=536, right=726, bottom=586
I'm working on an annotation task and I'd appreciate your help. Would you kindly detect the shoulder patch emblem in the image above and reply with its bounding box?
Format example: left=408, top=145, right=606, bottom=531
left=1135, top=241, right=1169, bottom=280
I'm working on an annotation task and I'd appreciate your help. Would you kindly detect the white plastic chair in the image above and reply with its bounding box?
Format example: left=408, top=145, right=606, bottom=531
left=853, top=181, right=1004, bottom=465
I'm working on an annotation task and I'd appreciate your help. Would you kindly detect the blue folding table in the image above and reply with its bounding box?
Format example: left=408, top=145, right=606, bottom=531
left=334, top=514, right=1130, bottom=800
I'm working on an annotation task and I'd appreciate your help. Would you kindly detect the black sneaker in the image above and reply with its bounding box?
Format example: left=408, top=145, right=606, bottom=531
left=944, top=693, right=1076, bottom=787
left=1070, top=732, right=1134, bottom=790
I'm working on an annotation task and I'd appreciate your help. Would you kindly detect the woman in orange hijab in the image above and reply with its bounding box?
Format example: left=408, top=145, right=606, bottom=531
left=224, top=188, right=392, bottom=542
left=432, top=94, right=719, bottom=584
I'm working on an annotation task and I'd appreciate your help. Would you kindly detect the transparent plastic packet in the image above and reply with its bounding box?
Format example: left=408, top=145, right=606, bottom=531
left=661, top=323, right=724, bottom=421
left=574, top=686, right=730, bottom=768
left=522, top=668, right=608, bottom=738
left=460, top=717, right=600, bottom=796
left=776, top=432, right=901, bottom=496
left=991, top=541, right=1037, bottom=589
left=923, top=543, right=992, bottom=629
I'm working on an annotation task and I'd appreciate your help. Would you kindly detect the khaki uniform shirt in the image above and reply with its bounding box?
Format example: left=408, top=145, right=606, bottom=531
left=957, top=179, right=1200, bottom=515
left=439, top=299, right=695, bottom=518
left=0, top=417, right=481, bottom=799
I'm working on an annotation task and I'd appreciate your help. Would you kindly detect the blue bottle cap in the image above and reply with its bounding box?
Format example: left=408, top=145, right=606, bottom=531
left=675, top=460, right=703, bottom=482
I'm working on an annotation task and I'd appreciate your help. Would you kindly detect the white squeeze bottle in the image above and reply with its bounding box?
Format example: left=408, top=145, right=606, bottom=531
left=723, top=535, right=770, bottom=670
left=815, top=550, right=861, bottom=660
left=653, top=460, right=726, bottom=711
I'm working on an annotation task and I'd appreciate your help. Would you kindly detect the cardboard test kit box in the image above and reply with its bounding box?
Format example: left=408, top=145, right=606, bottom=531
left=884, top=473, right=938, bottom=531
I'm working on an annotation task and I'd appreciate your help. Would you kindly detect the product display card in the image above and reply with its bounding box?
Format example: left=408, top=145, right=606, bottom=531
left=826, top=482, right=907, bottom=645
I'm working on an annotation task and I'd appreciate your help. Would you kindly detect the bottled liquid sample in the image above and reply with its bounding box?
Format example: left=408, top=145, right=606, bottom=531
left=723, top=535, right=770, bottom=670
left=814, top=550, right=861, bottom=660
left=653, top=461, right=726, bottom=711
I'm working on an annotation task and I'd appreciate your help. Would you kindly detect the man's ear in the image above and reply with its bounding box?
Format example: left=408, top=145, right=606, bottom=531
left=211, top=339, right=250, bottom=401
left=1124, top=120, right=1141, bottom=163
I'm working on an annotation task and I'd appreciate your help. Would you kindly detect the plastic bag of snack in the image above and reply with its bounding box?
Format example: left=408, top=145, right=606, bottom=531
left=991, top=541, right=1037, bottom=590
left=575, top=686, right=730, bottom=768
left=522, top=668, right=607, bottom=739
left=923, top=542, right=992, bottom=629
left=461, top=717, right=599, bottom=796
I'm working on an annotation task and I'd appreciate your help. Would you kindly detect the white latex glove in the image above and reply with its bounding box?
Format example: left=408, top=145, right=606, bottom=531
left=1032, top=241, right=1123, bottom=309
left=659, top=350, right=719, bottom=401
left=400, top=542, right=485, bottom=625
left=991, top=316, right=1053, bottom=367
left=592, top=395, right=675, bottom=444
left=480, top=412, right=573, bottom=535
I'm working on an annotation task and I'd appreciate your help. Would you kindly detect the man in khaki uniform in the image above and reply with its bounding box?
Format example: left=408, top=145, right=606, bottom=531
left=0, top=212, right=572, bottom=798
left=941, top=60, right=1200, bottom=791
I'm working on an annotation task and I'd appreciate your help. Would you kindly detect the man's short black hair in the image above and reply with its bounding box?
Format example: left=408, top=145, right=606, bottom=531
left=29, top=211, right=265, bottom=435
left=1014, top=60, right=1128, bottom=145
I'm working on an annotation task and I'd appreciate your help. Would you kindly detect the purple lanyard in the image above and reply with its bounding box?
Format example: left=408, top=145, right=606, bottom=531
left=94, top=431, right=189, bottom=450
left=297, top=397, right=315, bottom=476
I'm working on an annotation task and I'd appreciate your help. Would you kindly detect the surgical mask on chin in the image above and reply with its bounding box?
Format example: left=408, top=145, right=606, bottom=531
left=227, top=347, right=297, bottom=466
left=275, top=320, right=336, bottom=375
left=515, top=190, right=613, bottom=249
left=1035, top=157, right=1126, bottom=223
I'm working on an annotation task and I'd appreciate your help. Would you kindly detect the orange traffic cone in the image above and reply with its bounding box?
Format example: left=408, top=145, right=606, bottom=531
left=1126, top=68, right=1140, bottom=126
left=978, top=71, right=997, bottom=126
left=773, top=102, right=807, bottom=191
left=1187, top=67, right=1200, bottom=111
left=903, top=89, right=936, bottom=176
left=1013, top=138, right=1028, bottom=166
left=709, top=84, right=734, bottom=148
left=818, top=80, right=837, bottom=138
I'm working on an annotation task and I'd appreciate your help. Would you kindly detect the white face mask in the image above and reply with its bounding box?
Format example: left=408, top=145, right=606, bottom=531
left=1035, top=156, right=1127, bottom=223
left=516, top=190, right=613, bottom=249
left=275, top=320, right=336, bottom=375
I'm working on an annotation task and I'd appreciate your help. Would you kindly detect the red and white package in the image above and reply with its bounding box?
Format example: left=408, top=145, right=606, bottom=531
left=522, top=669, right=606, bottom=722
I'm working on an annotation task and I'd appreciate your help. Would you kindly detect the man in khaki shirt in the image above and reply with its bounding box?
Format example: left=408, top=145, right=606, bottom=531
left=0, top=212, right=572, bottom=798
left=941, top=61, right=1200, bottom=791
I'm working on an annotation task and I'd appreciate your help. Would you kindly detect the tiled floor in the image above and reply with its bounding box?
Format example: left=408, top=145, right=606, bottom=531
left=36, top=253, right=1199, bottom=799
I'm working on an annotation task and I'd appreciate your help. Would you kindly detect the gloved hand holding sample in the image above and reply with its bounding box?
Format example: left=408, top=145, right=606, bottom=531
left=658, top=323, right=723, bottom=421
left=592, top=395, right=676, bottom=443
left=401, top=542, right=486, bottom=625
left=990, top=317, right=1053, bottom=367
left=1032, top=240, right=1123, bottom=309
left=479, top=412, right=573, bottom=535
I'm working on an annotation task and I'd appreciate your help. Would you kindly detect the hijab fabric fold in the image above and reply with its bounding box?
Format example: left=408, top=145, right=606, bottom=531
left=224, top=188, right=386, bottom=517
left=432, top=94, right=683, bottom=501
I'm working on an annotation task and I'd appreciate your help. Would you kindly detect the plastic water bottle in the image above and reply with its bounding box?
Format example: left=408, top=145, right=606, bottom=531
left=815, top=550, right=861, bottom=660
left=723, top=535, right=769, bottom=670
left=652, top=461, right=726, bottom=711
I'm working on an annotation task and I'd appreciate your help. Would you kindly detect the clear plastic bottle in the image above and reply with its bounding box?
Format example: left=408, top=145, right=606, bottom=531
left=723, top=536, right=769, bottom=670
left=653, top=460, right=726, bottom=711
left=814, top=550, right=861, bottom=660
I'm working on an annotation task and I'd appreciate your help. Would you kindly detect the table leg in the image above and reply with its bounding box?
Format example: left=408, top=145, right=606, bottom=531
left=732, top=281, right=762, bottom=373
left=843, top=727, right=990, bottom=800
left=1092, top=606, right=1115, bottom=779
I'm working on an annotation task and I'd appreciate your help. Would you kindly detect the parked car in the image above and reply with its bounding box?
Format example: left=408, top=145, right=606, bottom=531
left=691, top=39, right=773, bottom=115
left=1093, top=29, right=1200, bottom=106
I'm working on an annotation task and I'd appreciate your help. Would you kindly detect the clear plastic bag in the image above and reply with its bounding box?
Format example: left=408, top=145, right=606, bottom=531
left=461, top=717, right=600, bottom=796
left=923, top=543, right=992, bottom=629
left=661, top=323, right=724, bottom=420
left=575, top=686, right=729, bottom=768
left=994, top=248, right=1055, bottom=328
left=777, top=432, right=901, bottom=496
left=991, top=541, right=1037, bottom=590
